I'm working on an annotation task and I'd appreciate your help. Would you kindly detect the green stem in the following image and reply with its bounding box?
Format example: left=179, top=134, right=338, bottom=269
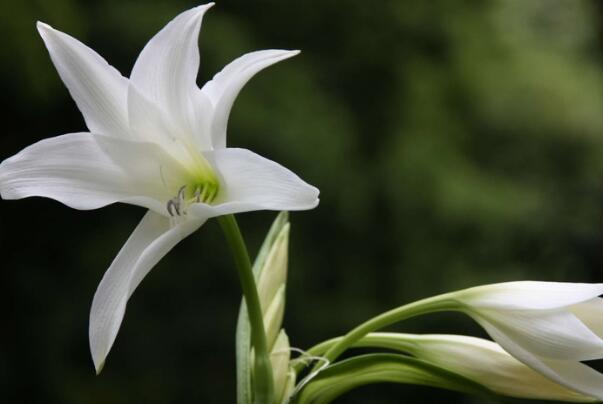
left=293, top=333, right=430, bottom=374
left=309, top=293, right=458, bottom=373
left=219, top=214, right=274, bottom=404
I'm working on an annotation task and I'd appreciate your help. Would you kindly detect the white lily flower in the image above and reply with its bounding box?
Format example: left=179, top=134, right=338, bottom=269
left=354, top=333, right=596, bottom=402
left=451, top=281, right=603, bottom=400
left=0, top=3, right=318, bottom=373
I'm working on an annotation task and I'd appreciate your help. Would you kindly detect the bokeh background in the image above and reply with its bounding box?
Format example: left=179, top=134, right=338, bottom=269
left=3, top=0, right=603, bottom=403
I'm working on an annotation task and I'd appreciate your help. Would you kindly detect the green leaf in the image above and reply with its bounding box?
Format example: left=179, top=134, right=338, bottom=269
left=293, top=353, right=495, bottom=404
left=236, top=212, right=290, bottom=404
left=235, top=302, right=253, bottom=404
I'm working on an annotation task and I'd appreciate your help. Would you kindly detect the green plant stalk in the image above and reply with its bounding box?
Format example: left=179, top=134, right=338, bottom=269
left=219, top=214, right=274, bottom=404
left=294, top=353, right=494, bottom=404
left=309, top=293, right=458, bottom=373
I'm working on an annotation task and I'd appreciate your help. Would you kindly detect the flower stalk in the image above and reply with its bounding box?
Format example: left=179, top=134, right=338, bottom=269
left=310, top=293, right=457, bottom=373
left=218, top=214, right=274, bottom=404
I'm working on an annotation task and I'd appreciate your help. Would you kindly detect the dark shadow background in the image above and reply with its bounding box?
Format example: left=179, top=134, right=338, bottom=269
left=3, top=0, right=603, bottom=403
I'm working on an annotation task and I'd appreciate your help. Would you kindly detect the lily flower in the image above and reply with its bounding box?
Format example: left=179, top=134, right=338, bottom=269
left=353, top=333, right=597, bottom=402
left=451, top=281, right=603, bottom=400
left=0, top=3, right=318, bottom=372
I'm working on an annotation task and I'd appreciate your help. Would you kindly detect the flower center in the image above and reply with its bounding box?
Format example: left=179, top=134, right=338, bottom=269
left=166, top=153, right=220, bottom=217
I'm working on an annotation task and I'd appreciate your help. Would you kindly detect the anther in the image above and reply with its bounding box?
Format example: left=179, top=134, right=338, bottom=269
left=167, top=199, right=179, bottom=216
left=167, top=185, right=187, bottom=216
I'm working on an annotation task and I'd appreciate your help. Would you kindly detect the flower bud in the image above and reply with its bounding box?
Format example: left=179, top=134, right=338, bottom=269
left=271, top=330, right=296, bottom=404
left=356, top=333, right=597, bottom=402
left=448, top=281, right=603, bottom=400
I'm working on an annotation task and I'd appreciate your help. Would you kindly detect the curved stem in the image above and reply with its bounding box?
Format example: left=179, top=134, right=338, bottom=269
left=293, top=333, right=431, bottom=374
left=219, top=214, right=274, bottom=404
left=309, top=293, right=458, bottom=373
left=295, top=353, right=493, bottom=404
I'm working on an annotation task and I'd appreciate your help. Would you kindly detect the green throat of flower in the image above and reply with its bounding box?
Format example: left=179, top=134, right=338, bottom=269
left=166, top=158, right=220, bottom=217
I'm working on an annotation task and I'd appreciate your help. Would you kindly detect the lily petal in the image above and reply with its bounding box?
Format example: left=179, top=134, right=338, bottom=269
left=37, top=22, right=129, bottom=137
left=89, top=210, right=204, bottom=372
left=127, top=83, right=213, bottom=165
left=206, top=147, right=319, bottom=210
left=474, top=310, right=603, bottom=361
left=202, top=49, right=300, bottom=149
left=130, top=4, right=214, bottom=149
left=482, top=321, right=603, bottom=400
left=540, top=360, right=603, bottom=402
left=0, top=132, right=187, bottom=213
left=458, top=281, right=603, bottom=310
left=127, top=83, right=178, bottom=148
left=361, top=333, right=596, bottom=402
left=570, top=298, right=603, bottom=339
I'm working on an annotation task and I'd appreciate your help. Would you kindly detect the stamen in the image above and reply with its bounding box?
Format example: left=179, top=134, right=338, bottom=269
left=207, top=186, right=218, bottom=202
left=200, top=184, right=210, bottom=201
left=166, top=185, right=187, bottom=216
left=166, top=199, right=178, bottom=216
left=165, top=180, right=219, bottom=217
left=177, top=185, right=186, bottom=201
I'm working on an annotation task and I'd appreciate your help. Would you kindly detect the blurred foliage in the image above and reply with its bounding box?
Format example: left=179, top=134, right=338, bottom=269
left=3, top=0, right=603, bottom=403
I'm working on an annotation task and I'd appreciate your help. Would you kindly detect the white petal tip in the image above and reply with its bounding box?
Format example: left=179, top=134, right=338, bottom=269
left=94, top=360, right=105, bottom=375
left=307, top=186, right=320, bottom=207
left=278, top=50, right=301, bottom=60
left=194, top=2, right=215, bottom=14
left=36, top=21, right=52, bottom=34
left=36, top=21, right=61, bottom=43
left=91, top=341, right=108, bottom=375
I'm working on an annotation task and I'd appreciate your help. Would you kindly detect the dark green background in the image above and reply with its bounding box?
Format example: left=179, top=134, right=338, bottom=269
left=3, top=0, right=603, bottom=402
